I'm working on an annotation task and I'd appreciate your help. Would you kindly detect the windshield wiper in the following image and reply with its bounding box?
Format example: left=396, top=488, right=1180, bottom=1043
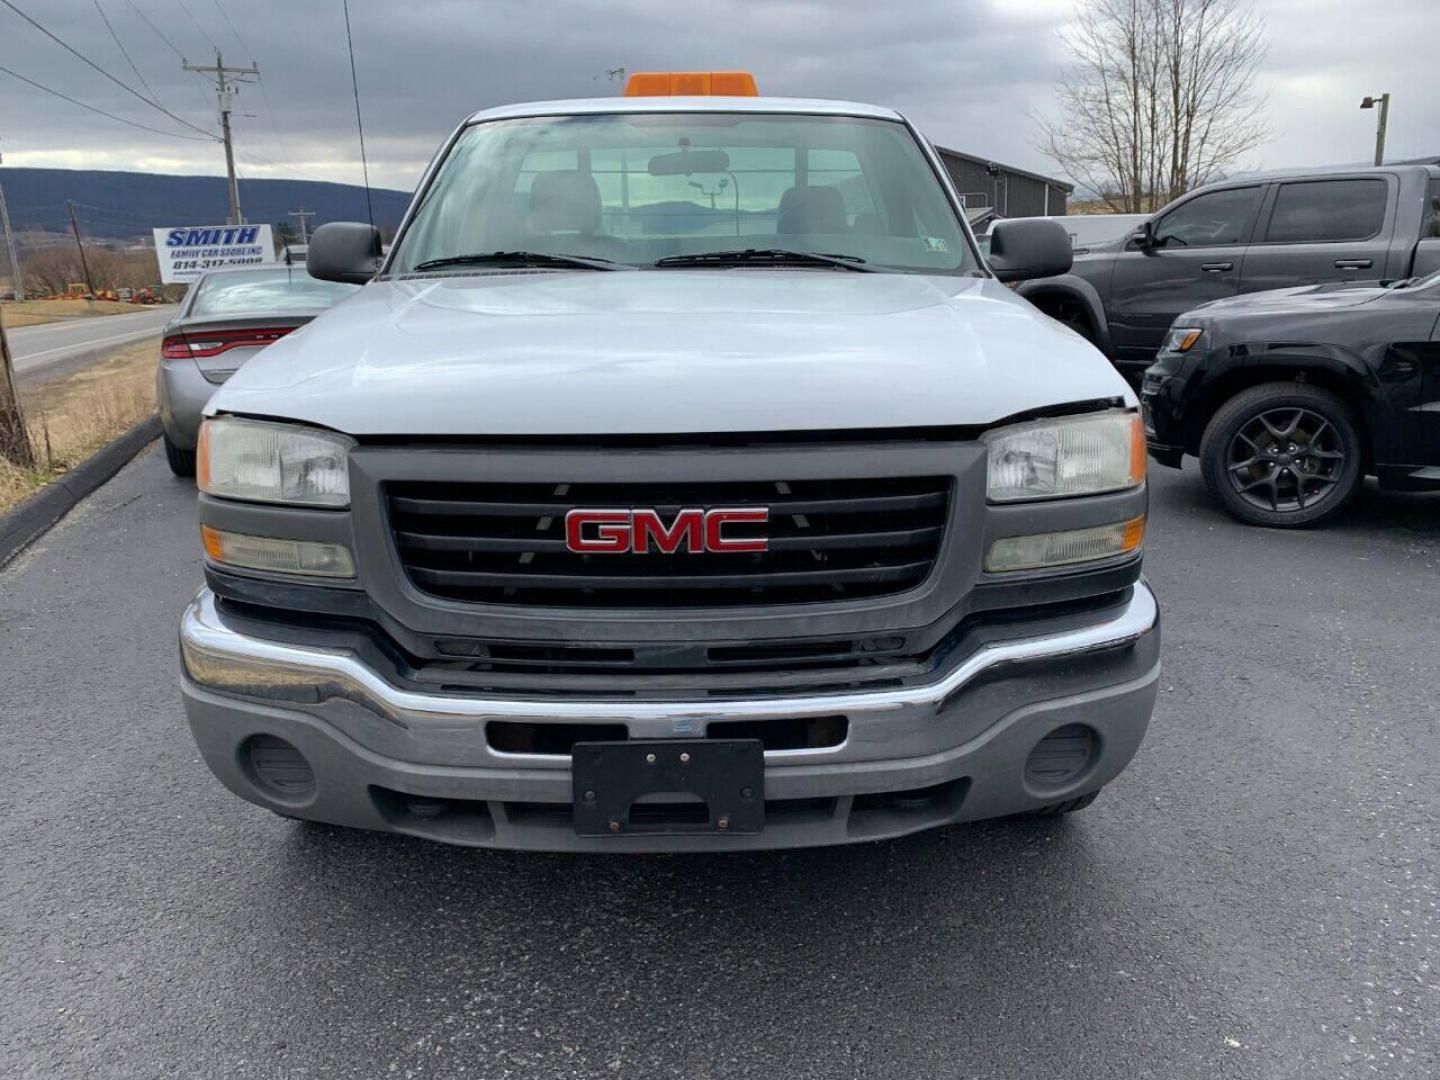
left=653, top=248, right=875, bottom=272
left=411, top=250, right=628, bottom=273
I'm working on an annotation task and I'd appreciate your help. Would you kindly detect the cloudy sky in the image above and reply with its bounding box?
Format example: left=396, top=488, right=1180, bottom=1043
left=1, top=0, right=1436, bottom=195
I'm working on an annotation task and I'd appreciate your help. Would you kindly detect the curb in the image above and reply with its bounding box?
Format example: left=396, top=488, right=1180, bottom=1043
left=0, top=415, right=162, bottom=569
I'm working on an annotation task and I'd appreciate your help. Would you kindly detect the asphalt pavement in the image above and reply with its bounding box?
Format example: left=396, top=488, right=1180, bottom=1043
left=0, top=448, right=1436, bottom=1079
left=5, top=306, right=176, bottom=384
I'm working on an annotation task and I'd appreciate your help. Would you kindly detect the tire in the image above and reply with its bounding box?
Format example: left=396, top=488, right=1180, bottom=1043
left=1036, top=295, right=1100, bottom=347
left=163, top=434, right=196, bottom=477
left=1021, top=790, right=1100, bottom=818
left=1199, top=382, right=1362, bottom=528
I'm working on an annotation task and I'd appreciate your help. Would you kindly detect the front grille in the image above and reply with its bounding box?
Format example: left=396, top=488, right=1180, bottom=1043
left=387, top=477, right=951, bottom=608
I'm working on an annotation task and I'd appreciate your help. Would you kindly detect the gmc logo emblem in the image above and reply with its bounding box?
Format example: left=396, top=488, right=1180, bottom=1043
left=565, top=508, right=770, bottom=554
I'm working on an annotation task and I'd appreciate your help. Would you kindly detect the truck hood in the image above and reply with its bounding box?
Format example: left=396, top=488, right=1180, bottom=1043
left=1189, top=281, right=1389, bottom=319
left=208, top=270, right=1132, bottom=436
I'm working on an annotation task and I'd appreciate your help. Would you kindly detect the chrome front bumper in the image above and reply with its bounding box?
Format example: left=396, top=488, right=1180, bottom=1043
left=180, top=583, right=1161, bottom=850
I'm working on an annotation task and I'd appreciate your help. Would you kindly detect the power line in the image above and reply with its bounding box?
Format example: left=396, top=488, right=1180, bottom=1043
left=235, top=147, right=334, bottom=186
left=255, top=82, right=297, bottom=168
left=209, top=0, right=252, bottom=58
left=341, top=0, right=373, bottom=227
left=172, top=0, right=218, bottom=52
left=0, top=0, right=218, bottom=140
left=0, top=62, right=215, bottom=141
left=119, top=0, right=217, bottom=122
left=122, top=0, right=184, bottom=59
left=67, top=201, right=165, bottom=222
left=93, top=0, right=157, bottom=102
left=124, top=0, right=216, bottom=123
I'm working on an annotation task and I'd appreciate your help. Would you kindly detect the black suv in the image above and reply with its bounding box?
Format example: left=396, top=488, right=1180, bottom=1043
left=1141, top=271, right=1440, bottom=527
left=1020, top=163, right=1440, bottom=381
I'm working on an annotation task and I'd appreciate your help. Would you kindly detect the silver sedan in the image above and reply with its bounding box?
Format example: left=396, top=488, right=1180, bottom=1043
left=157, top=265, right=359, bottom=476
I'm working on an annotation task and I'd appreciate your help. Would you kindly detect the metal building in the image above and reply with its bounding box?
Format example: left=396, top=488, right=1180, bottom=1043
left=933, top=146, right=1072, bottom=223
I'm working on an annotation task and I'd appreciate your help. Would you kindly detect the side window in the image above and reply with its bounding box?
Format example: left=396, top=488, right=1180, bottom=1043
left=1264, top=179, right=1388, bottom=243
left=1423, top=178, right=1440, bottom=239
left=1153, top=186, right=1263, bottom=247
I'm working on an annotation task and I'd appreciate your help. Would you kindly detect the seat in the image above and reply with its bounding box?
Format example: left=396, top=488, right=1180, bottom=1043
left=776, top=185, right=848, bottom=235
left=530, top=170, right=603, bottom=235
left=528, top=171, right=628, bottom=258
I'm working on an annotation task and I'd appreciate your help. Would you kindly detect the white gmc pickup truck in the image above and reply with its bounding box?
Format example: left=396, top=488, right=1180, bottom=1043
left=179, top=74, right=1160, bottom=851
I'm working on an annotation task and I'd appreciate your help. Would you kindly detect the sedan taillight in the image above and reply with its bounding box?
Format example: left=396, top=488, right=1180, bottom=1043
left=162, top=327, right=295, bottom=359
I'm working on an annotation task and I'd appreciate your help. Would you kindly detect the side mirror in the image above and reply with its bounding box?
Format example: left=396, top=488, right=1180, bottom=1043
left=307, top=222, right=383, bottom=284
left=986, top=218, right=1073, bottom=282
left=1130, top=221, right=1157, bottom=249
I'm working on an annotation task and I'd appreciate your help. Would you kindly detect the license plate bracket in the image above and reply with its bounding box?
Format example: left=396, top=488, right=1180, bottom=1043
left=572, top=739, right=764, bottom=836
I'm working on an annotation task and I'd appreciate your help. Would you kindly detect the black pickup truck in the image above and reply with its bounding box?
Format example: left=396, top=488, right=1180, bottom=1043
left=1019, top=163, right=1440, bottom=380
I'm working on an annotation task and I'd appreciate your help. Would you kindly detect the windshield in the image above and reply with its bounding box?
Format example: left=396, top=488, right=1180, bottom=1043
left=389, top=112, right=976, bottom=275
left=189, top=269, right=359, bottom=317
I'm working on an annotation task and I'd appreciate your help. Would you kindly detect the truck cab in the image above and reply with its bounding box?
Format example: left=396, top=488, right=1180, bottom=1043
left=1022, top=164, right=1440, bottom=380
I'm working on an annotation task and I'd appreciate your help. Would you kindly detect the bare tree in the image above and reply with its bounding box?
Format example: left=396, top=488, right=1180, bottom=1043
left=17, top=235, right=163, bottom=297
left=1036, top=0, right=1269, bottom=212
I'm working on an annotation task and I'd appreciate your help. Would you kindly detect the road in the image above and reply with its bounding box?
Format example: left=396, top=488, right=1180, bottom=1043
left=0, top=450, right=1436, bottom=1079
left=3, top=306, right=176, bottom=384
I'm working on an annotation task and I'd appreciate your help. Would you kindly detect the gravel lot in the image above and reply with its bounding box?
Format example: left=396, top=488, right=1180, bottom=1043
left=1, top=446, right=1435, bottom=1079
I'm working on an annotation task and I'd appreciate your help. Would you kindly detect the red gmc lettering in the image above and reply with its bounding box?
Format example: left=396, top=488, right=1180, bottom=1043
left=565, top=509, right=631, bottom=553
left=564, top=508, right=770, bottom=553
left=704, top=508, right=770, bottom=552
left=632, top=508, right=704, bottom=554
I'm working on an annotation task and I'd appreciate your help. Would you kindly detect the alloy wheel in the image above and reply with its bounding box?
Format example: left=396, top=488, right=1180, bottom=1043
left=1225, top=407, right=1346, bottom=513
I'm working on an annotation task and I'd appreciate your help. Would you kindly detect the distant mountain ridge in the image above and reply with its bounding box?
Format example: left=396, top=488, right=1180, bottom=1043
left=1, top=167, right=413, bottom=241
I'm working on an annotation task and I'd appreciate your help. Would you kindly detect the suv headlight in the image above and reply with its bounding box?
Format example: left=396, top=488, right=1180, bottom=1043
left=1161, top=326, right=1203, bottom=354
left=198, top=417, right=354, bottom=508
left=983, top=410, right=1145, bottom=503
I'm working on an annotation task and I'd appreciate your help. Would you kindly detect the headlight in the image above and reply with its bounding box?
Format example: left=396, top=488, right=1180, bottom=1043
left=198, top=417, right=353, bottom=508
left=1161, top=326, right=1203, bottom=354
left=983, top=410, right=1144, bottom=502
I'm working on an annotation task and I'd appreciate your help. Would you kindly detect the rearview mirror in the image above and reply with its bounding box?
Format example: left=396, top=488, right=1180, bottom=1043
left=648, top=149, right=731, bottom=176
left=307, top=222, right=383, bottom=284
left=985, top=218, right=1073, bottom=283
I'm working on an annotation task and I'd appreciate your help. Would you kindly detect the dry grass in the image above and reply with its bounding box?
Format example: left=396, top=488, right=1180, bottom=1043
left=0, top=337, right=159, bottom=513
left=1, top=298, right=147, bottom=328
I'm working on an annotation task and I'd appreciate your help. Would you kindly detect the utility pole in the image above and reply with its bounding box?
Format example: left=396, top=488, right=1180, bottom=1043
left=0, top=303, right=33, bottom=467
left=288, top=208, right=314, bottom=244
left=66, top=201, right=96, bottom=299
left=1361, top=93, right=1391, bottom=167
left=0, top=143, right=23, bottom=301
left=184, top=50, right=260, bottom=226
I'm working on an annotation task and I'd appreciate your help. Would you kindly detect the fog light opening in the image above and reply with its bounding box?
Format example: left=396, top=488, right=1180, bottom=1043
left=241, top=734, right=317, bottom=804
left=406, top=798, right=450, bottom=819
left=1024, top=724, right=1100, bottom=792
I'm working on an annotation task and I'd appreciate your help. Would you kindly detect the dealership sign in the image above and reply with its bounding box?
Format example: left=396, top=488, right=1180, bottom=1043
left=152, top=224, right=278, bottom=284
